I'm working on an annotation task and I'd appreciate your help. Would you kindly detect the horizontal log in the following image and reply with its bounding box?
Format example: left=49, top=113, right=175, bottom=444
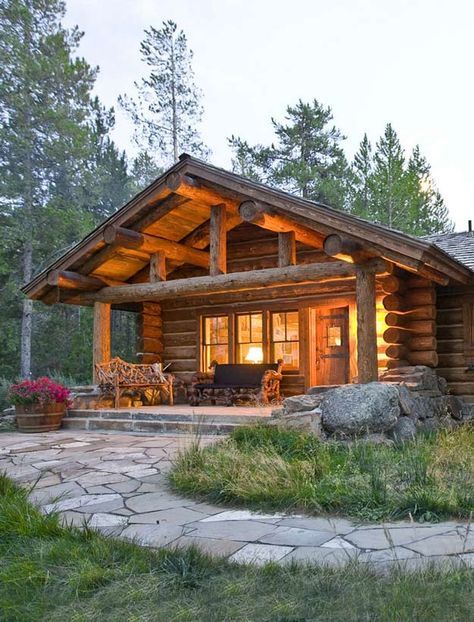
left=103, top=225, right=210, bottom=268
left=405, top=319, right=437, bottom=336
left=386, top=359, right=410, bottom=369
left=446, top=382, right=474, bottom=396
left=239, top=200, right=325, bottom=249
left=47, top=270, right=122, bottom=291
left=383, top=288, right=436, bottom=311
left=385, top=344, right=409, bottom=359
left=407, top=350, right=438, bottom=367
left=436, top=308, right=463, bottom=325
left=166, top=172, right=239, bottom=208
left=436, top=368, right=474, bottom=382
left=163, top=332, right=196, bottom=347
left=89, top=260, right=387, bottom=305
left=140, top=314, right=163, bottom=329
left=163, top=346, right=197, bottom=359
left=380, top=275, right=406, bottom=294
left=436, top=339, right=464, bottom=354
left=405, top=276, right=431, bottom=289
left=324, top=233, right=374, bottom=264
left=437, top=352, right=467, bottom=367
left=437, top=325, right=464, bottom=340
left=408, top=335, right=437, bottom=351
left=383, top=327, right=411, bottom=344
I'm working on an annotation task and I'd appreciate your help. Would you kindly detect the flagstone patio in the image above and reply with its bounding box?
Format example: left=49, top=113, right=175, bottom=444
left=0, top=430, right=472, bottom=570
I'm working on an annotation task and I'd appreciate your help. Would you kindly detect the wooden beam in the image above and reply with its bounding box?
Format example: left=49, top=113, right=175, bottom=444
left=92, top=302, right=111, bottom=382
left=103, top=225, right=210, bottom=269
left=278, top=231, right=296, bottom=267
left=47, top=270, right=123, bottom=290
left=165, top=172, right=238, bottom=209
left=210, top=204, right=227, bottom=276
left=88, top=259, right=387, bottom=305
left=323, top=234, right=375, bottom=264
left=150, top=252, right=166, bottom=282
left=132, top=193, right=191, bottom=232
left=356, top=265, right=379, bottom=383
left=239, top=200, right=324, bottom=249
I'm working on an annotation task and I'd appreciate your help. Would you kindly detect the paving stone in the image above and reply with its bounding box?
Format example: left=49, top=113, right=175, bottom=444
left=34, top=474, right=62, bottom=488
left=86, top=485, right=113, bottom=494
left=230, top=543, right=293, bottom=565
left=129, top=507, right=208, bottom=526
left=60, top=511, right=91, bottom=527
left=277, top=516, right=356, bottom=534
left=186, top=520, right=277, bottom=542
left=75, top=497, right=124, bottom=513
left=28, top=481, right=85, bottom=505
left=135, top=483, right=162, bottom=493
left=107, top=479, right=141, bottom=493
left=458, top=553, right=474, bottom=568
left=259, top=527, right=334, bottom=547
left=126, top=492, right=187, bottom=513
left=121, top=524, right=184, bottom=547
left=201, top=510, right=285, bottom=523
left=111, top=507, right=134, bottom=516
left=170, top=536, right=244, bottom=557
left=405, top=532, right=473, bottom=556
left=87, top=513, right=129, bottom=528
left=75, top=472, right=130, bottom=486
left=321, top=536, right=357, bottom=550
left=282, top=546, right=359, bottom=566
left=42, top=493, right=122, bottom=513
left=358, top=547, right=421, bottom=563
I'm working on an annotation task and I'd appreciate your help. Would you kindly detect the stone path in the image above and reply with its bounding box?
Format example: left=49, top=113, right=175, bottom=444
left=0, top=430, right=472, bottom=571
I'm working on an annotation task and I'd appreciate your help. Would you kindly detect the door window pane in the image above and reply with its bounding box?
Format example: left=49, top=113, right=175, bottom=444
left=271, top=311, right=299, bottom=370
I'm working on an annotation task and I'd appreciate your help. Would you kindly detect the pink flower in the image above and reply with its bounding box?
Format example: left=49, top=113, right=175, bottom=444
left=9, top=377, right=72, bottom=407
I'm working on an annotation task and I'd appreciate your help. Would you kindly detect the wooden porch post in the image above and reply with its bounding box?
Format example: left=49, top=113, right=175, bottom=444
left=210, top=204, right=227, bottom=276
left=278, top=231, right=296, bottom=267
left=93, top=302, right=111, bottom=383
left=356, top=266, right=378, bottom=383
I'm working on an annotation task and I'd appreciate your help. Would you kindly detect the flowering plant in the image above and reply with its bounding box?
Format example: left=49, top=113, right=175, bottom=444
left=9, top=377, right=71, bottom=407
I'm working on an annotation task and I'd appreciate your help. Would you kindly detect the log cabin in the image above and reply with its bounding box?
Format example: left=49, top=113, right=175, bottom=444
left=22, top=155, right=474, bottom=405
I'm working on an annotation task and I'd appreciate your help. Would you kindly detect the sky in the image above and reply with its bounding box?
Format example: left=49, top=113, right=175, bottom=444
left=65, top=0, right=474, bottom=231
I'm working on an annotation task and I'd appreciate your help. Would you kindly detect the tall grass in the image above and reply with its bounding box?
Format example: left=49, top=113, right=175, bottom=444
left=171, top=424, right=474, bottom=522
left=0, top=472, right=473, bottom=621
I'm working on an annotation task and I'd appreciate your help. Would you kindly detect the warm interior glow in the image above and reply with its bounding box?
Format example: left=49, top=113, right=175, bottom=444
left=245, top=346, right=264, bottom=364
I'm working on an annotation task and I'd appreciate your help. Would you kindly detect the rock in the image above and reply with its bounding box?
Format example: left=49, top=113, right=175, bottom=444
left=271, top=408, right=323, bottom=437
left=445, top=395, right=465, bottom=420
left=389, top=417, right=416, bottom=443
left=307, top=385, right=339, bottom=396
left=270, top=407, right=285, bottom=419
left=281, top=394, right=323, bottom=415
left=396, top=385, right=416, bottom=416
left=321, top=383, right=400, bottom=437
left=437, top=376, right=449, bottom=395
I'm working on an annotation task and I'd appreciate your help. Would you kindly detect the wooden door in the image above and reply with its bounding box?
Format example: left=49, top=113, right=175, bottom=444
left=314, top=306, right=349, bottom=385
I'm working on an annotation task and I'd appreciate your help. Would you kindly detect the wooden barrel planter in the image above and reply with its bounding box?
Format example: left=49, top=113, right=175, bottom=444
left=15, top=402, right=66, bottom=433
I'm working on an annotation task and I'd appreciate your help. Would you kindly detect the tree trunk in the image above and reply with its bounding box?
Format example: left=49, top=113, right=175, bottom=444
left=20, top=239, right=33, bottom=378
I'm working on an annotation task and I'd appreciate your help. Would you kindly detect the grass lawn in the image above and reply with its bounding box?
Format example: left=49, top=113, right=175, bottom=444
left=0, top=474, right=473, bottom=621
left=170, top=425, right=474, bottom=522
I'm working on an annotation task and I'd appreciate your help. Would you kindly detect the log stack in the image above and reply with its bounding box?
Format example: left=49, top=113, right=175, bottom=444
left=138, top=302, right=163, bottom=364
left=381, top=275, right=438, bottom=369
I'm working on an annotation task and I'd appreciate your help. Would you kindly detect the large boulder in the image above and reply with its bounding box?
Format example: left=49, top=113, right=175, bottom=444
left=321, top=383, right=400, bottom=437
left=389, top=417, right=417, bottom=442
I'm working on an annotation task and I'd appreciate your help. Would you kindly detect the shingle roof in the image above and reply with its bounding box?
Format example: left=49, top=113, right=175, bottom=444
left=425, top=230, right=474, bottom=271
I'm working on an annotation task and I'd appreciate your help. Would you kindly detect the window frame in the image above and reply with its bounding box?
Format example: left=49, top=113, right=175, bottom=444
left=201, top=314, right=230, bottom=369
left=199, top=309, right=300, bottom=371
left=270, top=310, right=300, bottom=371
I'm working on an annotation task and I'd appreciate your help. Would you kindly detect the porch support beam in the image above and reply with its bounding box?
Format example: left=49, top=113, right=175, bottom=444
left=356, top=265, right=379, bottom=383
left=239, top=200, right=325, bottom=249
left=210, top=204, right=227, bottom=276
left=47, top=270, right=123, bottom=290
left=150, top=251, right=166, bottom=282
left=324, top=234, right=375, bottom=264
left=92, top=302, right=111, bottom=383
left=278, top=231, right=296, bottom=267
left=87, top=259, right=387, bottom=305
left=103, top=225, right=210, bottom=269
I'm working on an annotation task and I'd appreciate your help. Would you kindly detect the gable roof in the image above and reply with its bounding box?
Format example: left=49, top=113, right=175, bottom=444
left=425, top=230, right=474, bottom=272
left=22, top=154, right=474, bottom=302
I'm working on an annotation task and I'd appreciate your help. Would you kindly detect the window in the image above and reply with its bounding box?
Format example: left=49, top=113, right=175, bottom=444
left=271, top=311, right=299, bottom=370
left=236, top=313, right=263, bottom=363
left=202, top=316, right=228, bottom=368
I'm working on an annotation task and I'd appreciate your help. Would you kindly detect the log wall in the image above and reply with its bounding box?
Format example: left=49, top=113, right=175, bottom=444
left=138, top=301, right=163, bottom=364
left=436, top=286, right=474, bottom=404
left=382, top=275, right=438, bottom=370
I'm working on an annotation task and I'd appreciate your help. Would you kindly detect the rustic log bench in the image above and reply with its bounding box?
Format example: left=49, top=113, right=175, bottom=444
left=95, top=357, right=174, bottom=408
left=188, top=360, right=283, bottom=406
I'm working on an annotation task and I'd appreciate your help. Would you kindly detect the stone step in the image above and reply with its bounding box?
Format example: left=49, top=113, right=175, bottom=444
left=67, top=409, right=266, bottom=425
left=62, top=416, right=240, bottom=435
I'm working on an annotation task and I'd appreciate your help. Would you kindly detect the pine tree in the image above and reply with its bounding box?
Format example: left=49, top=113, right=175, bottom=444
left=119, top=20, right=209, bottom=166
left=0, top=0, right=105, bottom=377
left=229, top=99, right=350, bottom=209
left=350, top=133, right=373, bottom=219
left=130, top=151, right=163, bottom=192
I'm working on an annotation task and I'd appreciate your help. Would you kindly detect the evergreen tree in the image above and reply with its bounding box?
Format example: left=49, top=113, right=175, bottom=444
left=229, top=99, right=350, bottom=209
left=350, top=133, right=373, bottom=219
left=0, top=0, right=102, bottom=377
left=119, top=20, right=209, bottom=165
left=130, top=151, right=163, bottom=192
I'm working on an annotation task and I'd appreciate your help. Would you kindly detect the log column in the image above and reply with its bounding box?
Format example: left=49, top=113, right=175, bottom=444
left=93, top=302, right=111, bottom=382
left=210, top=204, right=227, bottom=276
left=356, top=266, right=379, bottom=382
